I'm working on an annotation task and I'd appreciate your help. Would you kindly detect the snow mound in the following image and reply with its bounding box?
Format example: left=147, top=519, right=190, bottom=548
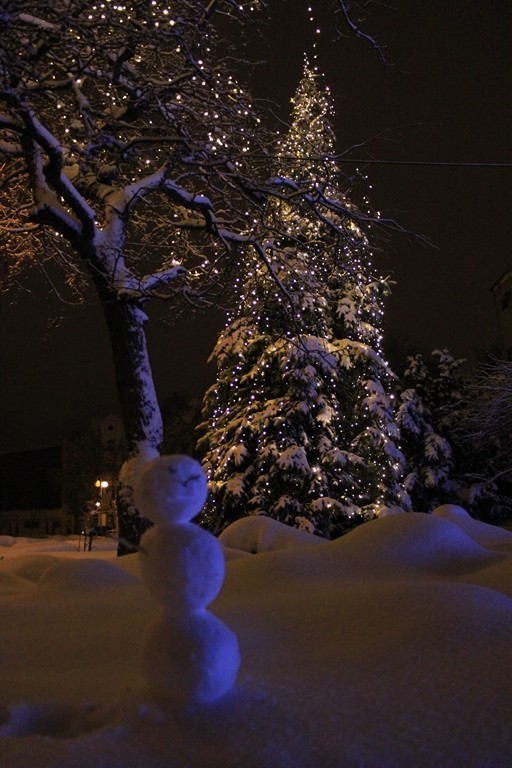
left=1, top=514, right=512, bottom=766
left=327, top=513, right=503, bottom=577
left=219, top=515, right=328, bottom=554
left=0, top=571, right=31, bottom=594
left=226, top=513, right=504, bottom=592
left=38, top=558, right=140, bottom=591
left=5, top=555, right=60, bottom=583
left=433, top=504, right=512, bottom=550
left=374, top=504, right=406, bottom=517
left=0, top=702, right=110, bottom=739
left=221, top=545, right=253, bottom=562
left=0, top=536, right=117, bottom=558
left=22, top=538, right=83, bottom=553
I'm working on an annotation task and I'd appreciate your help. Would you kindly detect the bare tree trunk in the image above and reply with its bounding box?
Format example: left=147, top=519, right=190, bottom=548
left=99, top=294, right=163, bottom=554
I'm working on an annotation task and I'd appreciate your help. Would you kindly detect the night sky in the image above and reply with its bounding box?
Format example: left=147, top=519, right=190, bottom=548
left=1, top=0, right=511, bottom=453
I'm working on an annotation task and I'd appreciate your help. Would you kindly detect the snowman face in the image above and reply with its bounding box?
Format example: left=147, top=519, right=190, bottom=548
left=134, top=455, right=208, bottom=524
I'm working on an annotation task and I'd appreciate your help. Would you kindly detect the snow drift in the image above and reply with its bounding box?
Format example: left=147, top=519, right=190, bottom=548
left=0, top=509, right=511, bottom=767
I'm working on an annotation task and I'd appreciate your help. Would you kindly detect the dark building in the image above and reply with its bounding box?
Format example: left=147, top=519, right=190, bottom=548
left=0, top=446, right=65, bottom=536
left=0, top=445, right=62, bottom=511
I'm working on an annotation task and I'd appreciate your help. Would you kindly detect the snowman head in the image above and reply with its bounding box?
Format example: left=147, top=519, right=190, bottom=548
left=134, top=455, right=208, bottom=525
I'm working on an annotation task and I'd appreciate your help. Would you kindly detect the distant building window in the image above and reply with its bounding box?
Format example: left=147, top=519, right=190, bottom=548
left=507, top=347, right=512, bottom=361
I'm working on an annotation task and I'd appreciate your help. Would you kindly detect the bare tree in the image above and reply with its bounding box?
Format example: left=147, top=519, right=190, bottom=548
left=461, top=357, right=512, bottom=470
left=332, top=0, right=389, bottom=63
left=0, top=1, right=391, bottom=549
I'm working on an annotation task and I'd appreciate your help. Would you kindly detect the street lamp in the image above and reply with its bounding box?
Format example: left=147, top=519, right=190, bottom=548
left=94, top=480, right=110, bottom=530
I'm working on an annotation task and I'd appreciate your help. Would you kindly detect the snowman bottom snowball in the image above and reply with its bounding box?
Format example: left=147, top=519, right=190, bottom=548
left=142, top=610, right=241, bottom=705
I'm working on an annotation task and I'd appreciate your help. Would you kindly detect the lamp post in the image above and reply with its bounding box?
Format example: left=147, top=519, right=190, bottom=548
left=94, top=479, right=110, bottom=531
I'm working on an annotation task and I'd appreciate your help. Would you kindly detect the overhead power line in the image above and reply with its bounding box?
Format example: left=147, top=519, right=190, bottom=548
left=336, top=159, right=512, bottom=168
left=272, top=152, right=512, bottom=169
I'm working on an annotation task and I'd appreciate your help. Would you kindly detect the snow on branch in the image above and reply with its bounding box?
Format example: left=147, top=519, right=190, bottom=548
left=333, top=1, right=388, bottom=65
left=266, top=174, right=376, bottom=238
left=0, top=114, right=23, bottom=156
left=112, top=168, right=216, bottom=224
left=19, top=107, right=96, bottom=232
left=140, top=264, right=188, bottom=293
left=0, top=139, right=22, bottom=156
left=15, top=13, right=59, bottom=31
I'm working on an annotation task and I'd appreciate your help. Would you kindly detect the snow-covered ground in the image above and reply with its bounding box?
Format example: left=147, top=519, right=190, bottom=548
left=1, top=508, right=512, bottom=767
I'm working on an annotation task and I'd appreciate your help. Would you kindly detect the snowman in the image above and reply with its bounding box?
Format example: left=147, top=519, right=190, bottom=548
left=134, top=454, right=240, bottom=705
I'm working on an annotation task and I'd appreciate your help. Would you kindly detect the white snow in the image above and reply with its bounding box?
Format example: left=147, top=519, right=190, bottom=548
left=218, top=515, right=326, bottom=554
left=276, top=444, right=310, bottom=473
left=1, top=509, right=512, bottom=766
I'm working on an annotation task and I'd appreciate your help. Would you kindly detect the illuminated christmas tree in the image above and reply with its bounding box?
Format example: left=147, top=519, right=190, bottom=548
left=200, top=63, right=407, bottom=537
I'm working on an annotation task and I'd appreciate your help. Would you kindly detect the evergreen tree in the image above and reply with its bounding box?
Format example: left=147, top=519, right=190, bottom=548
left=199, top=63, right=406, bottom=537
left=395, top=348, right=479, bottom=513
left=396, top=348, right=512, bottom=520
